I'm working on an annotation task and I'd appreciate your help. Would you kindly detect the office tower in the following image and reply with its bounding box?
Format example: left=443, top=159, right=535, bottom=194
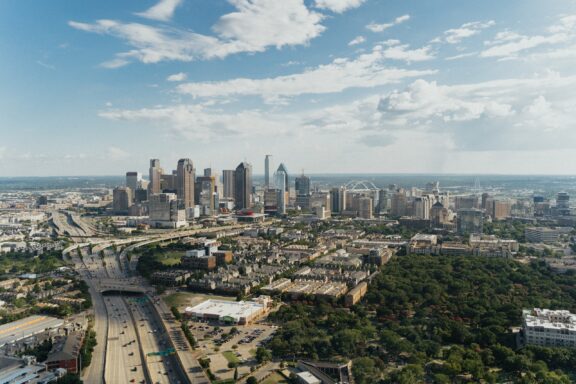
left=294, top=173, right=311, bottom=210
left=264, top=189, right=279, bottom=214
left=113, top=187, right=132, bottom=214
left=195, top=176, right=216, bottom=215
left=330, top=187, right=346, bottom=214
left=390, top=189, right=407, bottom=216
left=481, top=193, right=490, bottom=210
left=276, top=163, right=289, bottom=193
left=222, top=170, right=235, bottom=199
left=134, top=188, right=148, bottom=203
left=204, top=168, right=212, bottom=177
left=125, top=172, right=141, bottom=200
left=276, top=168, right=287, bottom=214
left=455, top=195, right=478, bottom=210
left=176, top=158, right=195, bottom=209
left=149, top=193, right=187, bottom=228
left=234, top=162, right=253, bottom=210
left=358, top=197, right=373, bottom=219
left=376, top=189, right=387, bottom=213
left=430, top=201, right=449, bottom=228
left=556, top=192, right=570, bottom=216
left=414, top=195, right=432, bottom=220
left=264, top=155, right=272, bottom=189
left=295, top=173, right=310, bottom=196
left=161, top=171, right=177, bottom=193
left=457, top=208, right=484, bottom=235
left=149, top=159, right=162, bottom=195
left=492, top=199, right=512, bottom=220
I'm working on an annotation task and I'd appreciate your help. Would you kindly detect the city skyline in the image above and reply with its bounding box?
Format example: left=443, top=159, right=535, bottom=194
left=3, top=0, right=576, bottom=176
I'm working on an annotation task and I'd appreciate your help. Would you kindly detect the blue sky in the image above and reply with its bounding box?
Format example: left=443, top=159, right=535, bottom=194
left=2, top=0, right=576, bottom=176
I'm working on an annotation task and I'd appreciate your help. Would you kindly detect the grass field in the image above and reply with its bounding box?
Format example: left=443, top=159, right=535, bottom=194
left=261, top=372, right=288, bottom=384
left=155, top=250, right=182, bottom=266
left=222, top=350, right=240, bottom=364
left=163, top=292, right=236, bottom=308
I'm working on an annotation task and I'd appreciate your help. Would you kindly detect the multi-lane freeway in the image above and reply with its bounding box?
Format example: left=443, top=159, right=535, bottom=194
left=71, top=244, right=187, bottom=384
left=63, top=224, right=256, bottom=383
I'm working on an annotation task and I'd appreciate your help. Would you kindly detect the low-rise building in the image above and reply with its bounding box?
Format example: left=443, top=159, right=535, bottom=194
left=45, top=331, right=84, bottom=374
left=523, top=308, right=576, bottom=348
left=345, top=282, right=368, bottom=307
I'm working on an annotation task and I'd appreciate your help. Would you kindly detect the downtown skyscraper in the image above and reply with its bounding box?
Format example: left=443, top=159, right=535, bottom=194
left=176, top=158, right=195, bottom=209
left=234, top=162, right=253, bottom=210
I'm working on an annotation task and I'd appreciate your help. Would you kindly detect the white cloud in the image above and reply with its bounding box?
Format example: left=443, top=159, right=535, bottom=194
left=176, top=45, right=436, bottom=101
left=167, top=72, right=187, bottom=82
left=70, top=0, right=325, bottom=67
left=479, top=15, right=576, bottom=59
left=0, top=147, right=5, bottom=159
left=379, top=42, right=435, bottom=62
left=348, top=35, right=365, bottom=46
left=136, top=0, right=182, bottom=22
left=366, top=14, right=410, bottom=33
left=481, top=31, right=569, bottom=58
left=36, top=60, right=55, bottom=70
left=435, top=20, right=495, bottom=44
left=99, top=104, right=292, bottom=141
left=376, top=73, right=576, bottom=150
left=106, top=146, right=130, bottom=160
left=314, top=0, right=365, bottom=13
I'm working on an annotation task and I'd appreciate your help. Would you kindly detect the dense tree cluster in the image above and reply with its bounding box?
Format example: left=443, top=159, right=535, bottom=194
left=268, top=255, right=576, bottom=383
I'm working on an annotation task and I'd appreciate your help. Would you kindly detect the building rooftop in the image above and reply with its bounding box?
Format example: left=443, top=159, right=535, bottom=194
left=185, top=299, right=265, bottom=322
left=523, top=308, right=576, bottom=331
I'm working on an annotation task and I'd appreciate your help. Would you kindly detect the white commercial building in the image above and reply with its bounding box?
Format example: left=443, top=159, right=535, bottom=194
left=523, top=308, right=576, bottom=348
left=185, top=297, right=270, bottom=325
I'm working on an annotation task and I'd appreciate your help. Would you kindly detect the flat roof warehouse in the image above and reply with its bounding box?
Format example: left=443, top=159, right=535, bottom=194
left=185, top=297, right=270, bottom=325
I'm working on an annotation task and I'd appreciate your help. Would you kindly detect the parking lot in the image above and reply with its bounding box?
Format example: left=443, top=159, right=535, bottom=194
left=186, top=320, right=277, bottom=381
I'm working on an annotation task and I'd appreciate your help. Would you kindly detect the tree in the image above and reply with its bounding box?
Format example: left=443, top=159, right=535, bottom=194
left=246, top=377, right=257, bottom=384
left=255, top=347, right=272, bottom=364
left=352, top=357, right=381, bottom=384
left=234, top=367, right=238, bottom=380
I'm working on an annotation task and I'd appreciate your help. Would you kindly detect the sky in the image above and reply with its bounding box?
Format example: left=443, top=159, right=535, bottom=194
left=2, top=0, right=576, bottom=176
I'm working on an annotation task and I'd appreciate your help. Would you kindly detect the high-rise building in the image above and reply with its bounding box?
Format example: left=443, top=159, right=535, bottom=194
left=195, top=176, right=216, bottom=215
left=222, top=170, right=235, bottom=199
left=176, top=159, right=195, bottom=209
left=330, top=187, right=346, bottom=214
left=455, top=195, right=478, bottom=210
left=275, top=163, right=289, bottom=193
left=234, top=162, right=253, bottom=210
left=414, top=195, right=432, bottom=220
left=113, top=187, right=132, bottom=214
left=390, top=189, right=407, bottom=217
left=264, top=155, right=272, bottom=189
left=148, top=159, right=162, bottom=195
left=376, top=189, right=388, bottom=213
left=457, top=208, right=484, bottom=235
left=295, top=174, right=311, bottom=196
left=161, top=172, right=177, bottom=193
left=276, top=169, right=287, bottom=214
left=556, top=192, right=570, bottom=216
left=148, top=193, right=187, bottom=228
left=358, top=197, right=373, bottom=219
left=294, top=173, right=311, bottom=210
left=126, top=172, right=141, bottom=201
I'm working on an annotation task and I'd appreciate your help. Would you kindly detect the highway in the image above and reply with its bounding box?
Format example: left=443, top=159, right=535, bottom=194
left=72, top=244, right=186, bottom=384
left=104, top=295, right=147, bottom=384
left=65, top=224, right=252, bottom=383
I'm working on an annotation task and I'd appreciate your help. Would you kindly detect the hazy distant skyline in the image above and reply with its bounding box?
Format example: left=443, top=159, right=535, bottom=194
left=2, top=0, right=576, bottom=176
